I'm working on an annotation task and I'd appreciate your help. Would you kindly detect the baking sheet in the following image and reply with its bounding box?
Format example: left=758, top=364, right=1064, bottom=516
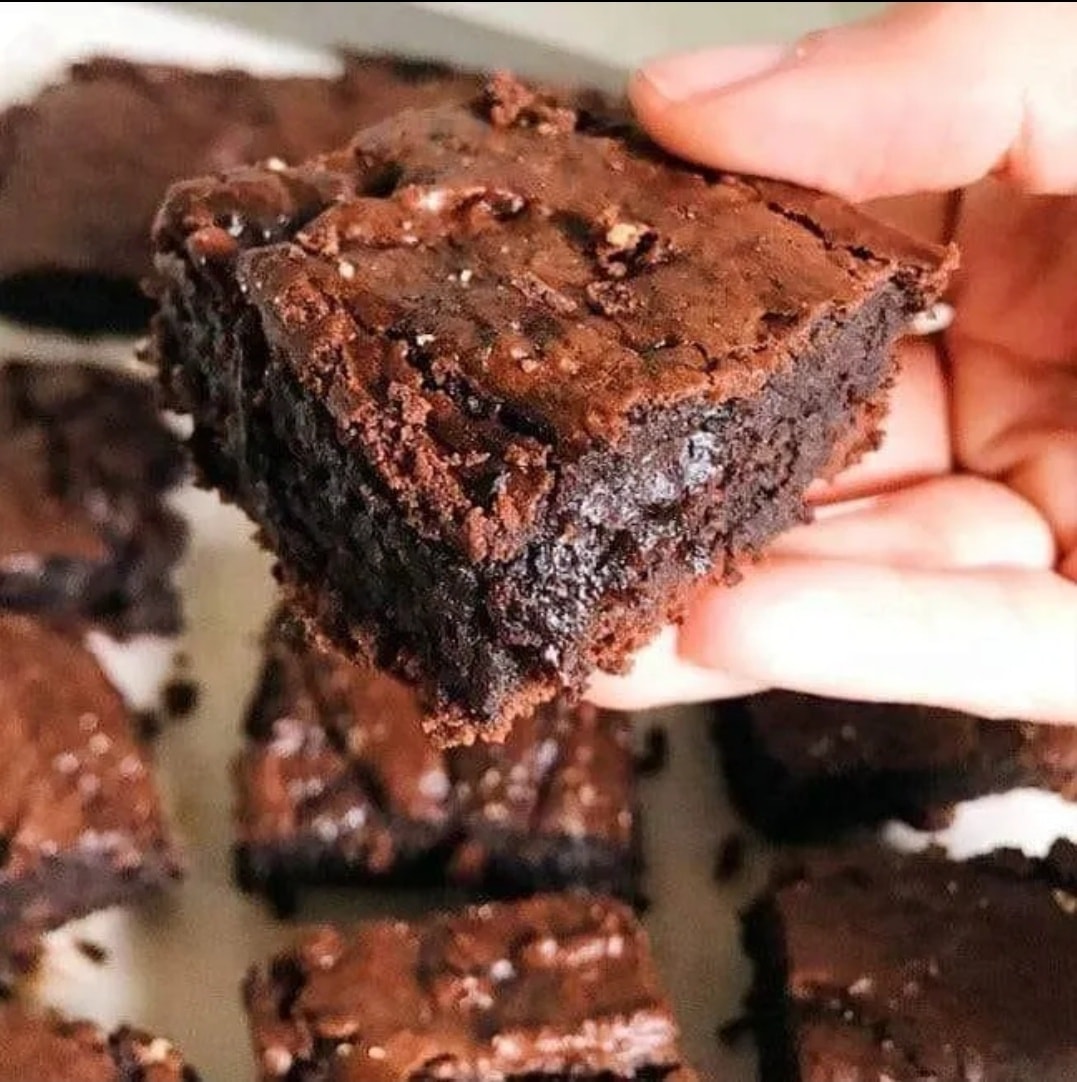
left=1, top=5, right=1069, bottom=1080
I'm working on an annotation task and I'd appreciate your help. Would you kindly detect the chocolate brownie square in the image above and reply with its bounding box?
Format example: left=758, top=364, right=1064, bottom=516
left=743, top=841, right=1077, bottom=1082
left=0, top=996, right=200, bottom=1081
left=712, top=691, right=1077, bottom=841
left=0, top=360, right=188, bottom=637
left=153, top=74, right=954, bottom=744
left=0, top=54, right=482, bottom=333
left=244, top=893, right=691, bottom=1080
left=234, top=611, right=638, bottom=914
left=0, top=613, right=183, bottom=957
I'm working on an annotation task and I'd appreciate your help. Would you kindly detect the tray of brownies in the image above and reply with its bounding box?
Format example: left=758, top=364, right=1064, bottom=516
left=0, top=4, right=1073, bottom=1080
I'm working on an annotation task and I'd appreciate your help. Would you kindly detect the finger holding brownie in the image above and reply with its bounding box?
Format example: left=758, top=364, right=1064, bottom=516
left=589, top=1, right=1077, bottom=724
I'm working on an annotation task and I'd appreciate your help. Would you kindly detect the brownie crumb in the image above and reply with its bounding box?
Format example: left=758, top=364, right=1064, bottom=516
left=134, top=709, right=162, bottom=741
left=483, top=72, right=576, bottom=134
left=594, top=206, right=674, bottom=279
left=631, top=889, right=653, bottom=915
left=716, top=1014, right=753, bottom=1048
left=634, top=724, right=670, bottom=776
left=713, top=832, right=746, bottom=883
left=75, top=938, right=108, bottom=965
left=162, top=677, right=199, bottom=719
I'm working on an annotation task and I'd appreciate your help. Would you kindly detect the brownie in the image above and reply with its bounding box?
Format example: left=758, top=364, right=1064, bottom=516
left=234, top=611, right=637, bottom=913
left=244, top=893, right=690, bottom=1081
left=0, top=360, right=188, bottom=637
left=0, top=996, right=199, bottom=1081
left=712, top=691, right=1077, bottom=841
left=155, top=71, right=956, bottom=740
left=152, top=74, right=954, bottom=744
left=0, top=54, right=482, bottom=333
left=0, top=613, right=183, bottom=957
left=743, top=841, right=1077, bottom=1082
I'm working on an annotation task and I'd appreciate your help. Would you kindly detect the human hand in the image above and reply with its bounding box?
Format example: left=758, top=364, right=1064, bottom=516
left=588, top=2, right=1077, bottom=723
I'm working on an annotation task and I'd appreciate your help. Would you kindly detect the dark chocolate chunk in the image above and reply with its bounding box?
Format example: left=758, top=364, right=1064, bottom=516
left=162, top=677, right=200, bottom=719
left=153, top=73, right=954, bottom=744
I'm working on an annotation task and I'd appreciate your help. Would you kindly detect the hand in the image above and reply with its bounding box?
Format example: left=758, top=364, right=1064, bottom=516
left=588, top=2, right=1077, bottom=724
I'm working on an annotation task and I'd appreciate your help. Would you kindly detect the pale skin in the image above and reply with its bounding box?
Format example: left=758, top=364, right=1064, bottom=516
left=587, top=2, right=1077, bottom=724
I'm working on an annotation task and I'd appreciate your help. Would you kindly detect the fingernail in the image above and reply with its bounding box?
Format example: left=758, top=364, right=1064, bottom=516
left=638, top=43, right=790, bottom=104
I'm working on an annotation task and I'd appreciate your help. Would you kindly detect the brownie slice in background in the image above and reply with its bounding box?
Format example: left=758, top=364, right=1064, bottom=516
left=711, top=691, right=1077, bottom=841
left=153, top=73, right=954, bottom=745
left=0, top=613, right=184, bottom=959
left=234, top=611, right=638, bottom=915
left=244, top=893, right=692, bottom=1081
left=743, top=841, right=1077, bottom=1082
left=0, top=995, right=200, bottom=1082
left=0, top=360, right=188, bottom=637
left=0, top=54, right=482, bottom=333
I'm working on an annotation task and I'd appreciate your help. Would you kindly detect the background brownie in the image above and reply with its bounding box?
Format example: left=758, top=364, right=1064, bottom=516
left=0, top=996, right=199, bottom=1082
left=0, top=360, right=188, bottom=637
left=711, top=691, right=1077, bottom=841
left=743, top=841, right=1077, bottom=1082
left=153, top=74, right=954, bottom=744
left=235, top=611, right=638, bottom=913
left=244, top=894, right=688, bottom=1081
left=0, top=54, right=482, bottom=333
left=0, top=613, right=184, bottom=958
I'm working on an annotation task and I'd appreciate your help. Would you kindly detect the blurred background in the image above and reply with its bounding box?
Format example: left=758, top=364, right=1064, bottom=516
left=174, top=1, right=889, bottom=80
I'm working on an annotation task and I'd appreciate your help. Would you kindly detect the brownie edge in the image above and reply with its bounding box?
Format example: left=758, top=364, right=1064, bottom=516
left=0, top=613, right=184, bottom=955
left=153, top=74, right=955, bottom=743
left=711, top=691, right=1077, bottom=841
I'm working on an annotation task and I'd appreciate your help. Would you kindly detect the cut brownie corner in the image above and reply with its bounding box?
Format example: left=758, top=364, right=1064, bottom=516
left=153, top=71, right=955, bottom=743
left=243, top=893, right=691, bottom=1081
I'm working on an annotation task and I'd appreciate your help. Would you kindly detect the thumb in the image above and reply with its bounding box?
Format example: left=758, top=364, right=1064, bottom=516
left=631, top=2, right=1077, bottom=200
